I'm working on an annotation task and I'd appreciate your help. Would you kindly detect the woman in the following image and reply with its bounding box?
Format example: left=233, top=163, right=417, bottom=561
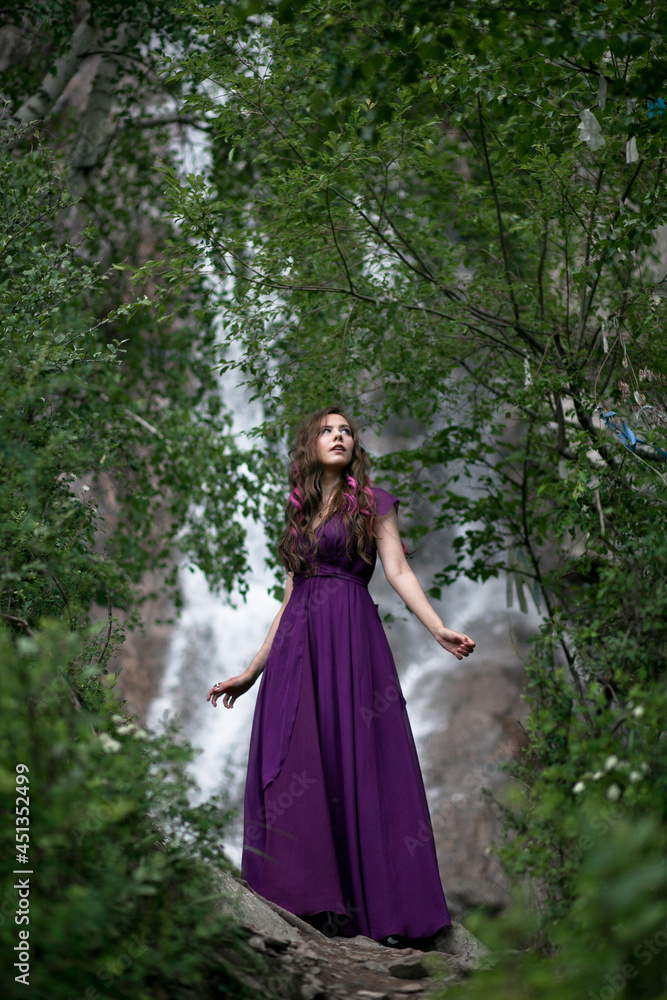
left=207, top=407, right=475, bottom=945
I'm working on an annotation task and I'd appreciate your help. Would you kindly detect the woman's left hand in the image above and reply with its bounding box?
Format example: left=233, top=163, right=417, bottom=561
left=434, top=626, right=476, bottom=660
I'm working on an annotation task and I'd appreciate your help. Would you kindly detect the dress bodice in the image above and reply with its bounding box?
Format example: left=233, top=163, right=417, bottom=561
left=292, top=486, right=400, bottom=588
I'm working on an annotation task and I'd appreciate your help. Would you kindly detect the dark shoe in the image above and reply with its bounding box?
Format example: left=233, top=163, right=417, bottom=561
left=379, top=934, right=408, bottom=948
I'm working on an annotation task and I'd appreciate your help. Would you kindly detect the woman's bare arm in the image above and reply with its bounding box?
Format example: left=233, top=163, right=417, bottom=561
left=374, top=508, right=475, bottom=660
left=207, top=573, right=294, bottom=708
left=246, top=572, right=294, bottom=681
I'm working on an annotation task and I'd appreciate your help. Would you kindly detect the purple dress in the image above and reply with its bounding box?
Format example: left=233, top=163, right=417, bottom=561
left=241, top=486, right=452, bottom=939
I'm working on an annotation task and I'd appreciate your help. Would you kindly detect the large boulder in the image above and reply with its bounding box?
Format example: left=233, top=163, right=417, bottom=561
left=208, top=870, right=495, bottom=999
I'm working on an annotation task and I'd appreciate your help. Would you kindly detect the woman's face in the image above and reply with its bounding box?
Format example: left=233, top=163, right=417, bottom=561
left=316, top=414, right=354, bottom=473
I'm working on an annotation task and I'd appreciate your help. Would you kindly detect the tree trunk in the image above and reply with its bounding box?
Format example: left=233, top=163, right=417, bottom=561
left=14, top=15, right=99, bottom=124
left=68, top=23, right=142, bottom=197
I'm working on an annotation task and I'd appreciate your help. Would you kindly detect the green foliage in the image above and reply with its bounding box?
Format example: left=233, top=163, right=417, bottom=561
left=441, top=808, right=667, bottom=999
left=0, top=108, right=272, bottom=996
left=0, top=622, right=273, bottom=1000
left=0, top=8, right=296, bottom=998
left=0, top=120, right=290, bottom=995
left=493, top=598, right=667, bottom=899
left=0, top=135, right=262, bottom=631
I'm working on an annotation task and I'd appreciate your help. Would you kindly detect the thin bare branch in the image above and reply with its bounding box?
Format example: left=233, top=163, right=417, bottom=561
left=477, top=101, right=523, bottom=334
left=325, top=187, right=355, bottom=295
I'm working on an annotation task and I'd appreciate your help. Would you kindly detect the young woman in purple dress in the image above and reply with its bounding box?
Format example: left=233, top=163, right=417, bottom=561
left=207, top=407, right=475, bottom=945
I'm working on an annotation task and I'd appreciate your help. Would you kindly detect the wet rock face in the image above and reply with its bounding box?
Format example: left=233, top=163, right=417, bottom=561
left=90, top=471, right=175, bottom=722
left=211, top=870, right=494, bottom=999
left=420, top=647, right=531, bottom=920
left=369, top=540, right=535, bottom=919
left=110, top=569, right=174, bottom=721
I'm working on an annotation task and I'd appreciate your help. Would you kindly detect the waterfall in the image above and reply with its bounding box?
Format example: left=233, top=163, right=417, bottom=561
left=146, top=380, right=273, bottom=865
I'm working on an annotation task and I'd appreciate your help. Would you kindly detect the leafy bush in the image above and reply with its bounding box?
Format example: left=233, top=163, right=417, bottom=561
left=0, top=131, right=259, bottom=630
left=0, top=130, right=275, bottom=997
left=0, top=623, right=271, bottom=1000
left=442, top=805, right=667, bottom=999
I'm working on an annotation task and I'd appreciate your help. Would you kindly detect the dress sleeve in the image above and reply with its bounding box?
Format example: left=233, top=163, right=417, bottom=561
left=372, top=485, right=400, bottom=517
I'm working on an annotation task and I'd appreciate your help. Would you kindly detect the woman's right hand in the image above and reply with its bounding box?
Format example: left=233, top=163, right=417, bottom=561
left=433, top=626, right=476, bottom=660
left=207, top=671, right=257, bottom=709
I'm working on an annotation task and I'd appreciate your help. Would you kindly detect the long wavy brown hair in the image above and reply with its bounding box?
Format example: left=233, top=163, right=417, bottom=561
left=278, top=407, right=380, bottom=575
